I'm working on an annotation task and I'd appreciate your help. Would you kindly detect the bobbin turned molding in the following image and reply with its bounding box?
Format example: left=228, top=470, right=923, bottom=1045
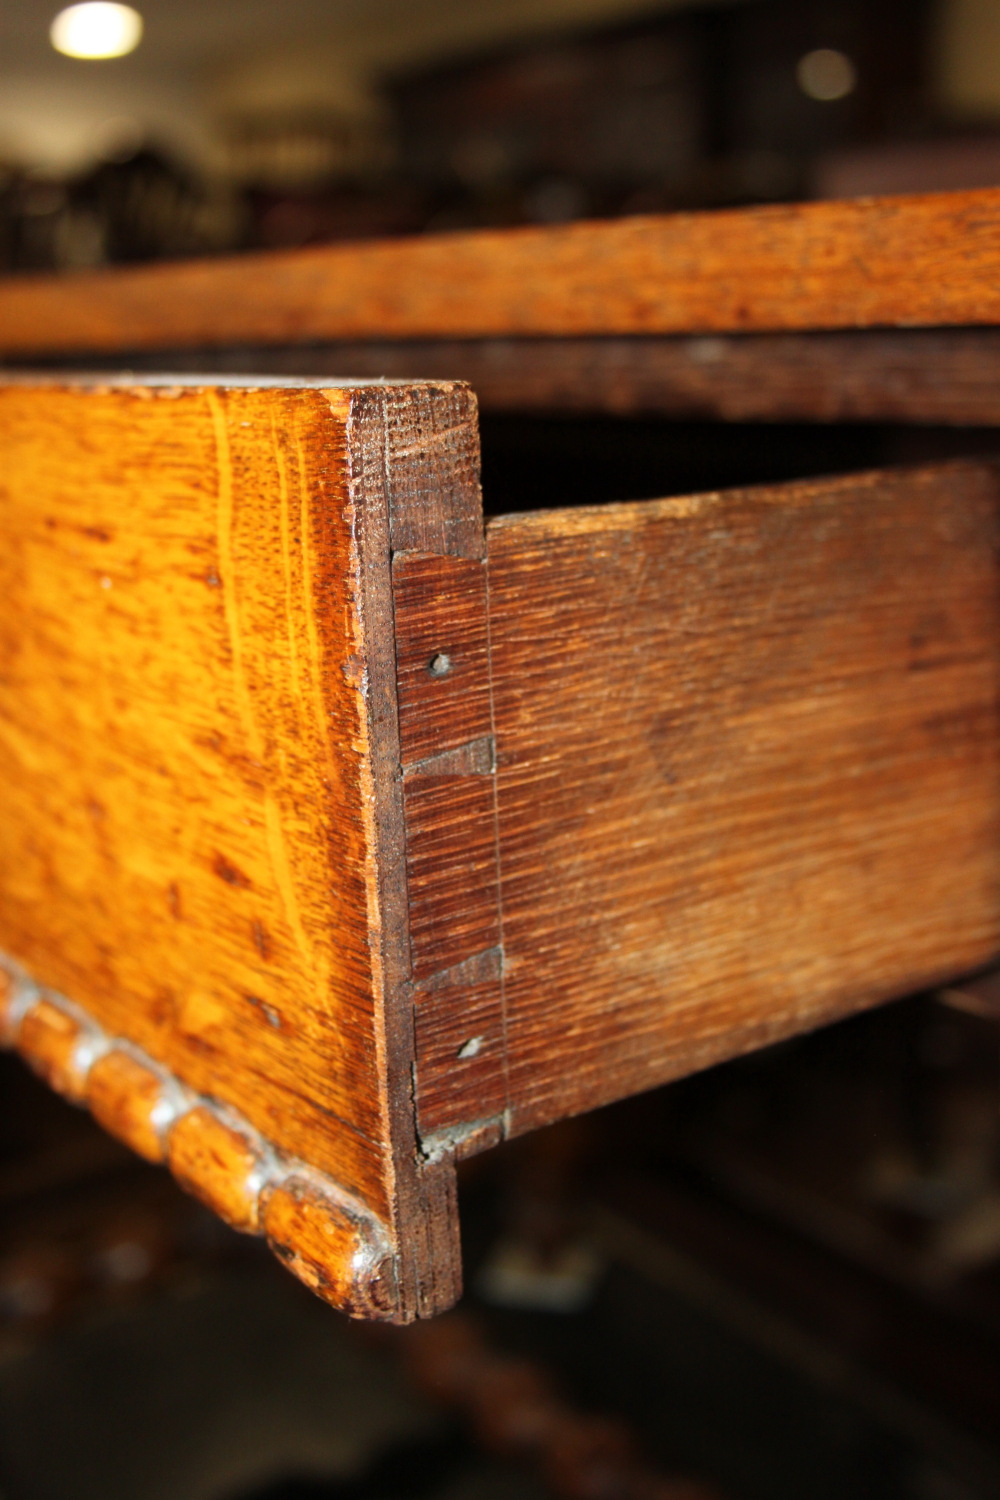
left=0, top=956, right=396, bottom=1319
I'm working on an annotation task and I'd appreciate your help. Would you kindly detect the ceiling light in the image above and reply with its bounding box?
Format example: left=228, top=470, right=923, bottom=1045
left=50, top=3, right=143, bottom=60
left=796, top=48, right=857, bottom=103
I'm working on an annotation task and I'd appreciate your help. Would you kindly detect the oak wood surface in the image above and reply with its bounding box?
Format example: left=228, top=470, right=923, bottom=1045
left=87, top=328, right=1000, bottom=426
left=0, top=375, right=487, bottom=1318
left=4, top=190, right=1000, bottom=356
left=486, top=462, right=1000, bottom=1135
left=0, top=380, right=390, bottom=1203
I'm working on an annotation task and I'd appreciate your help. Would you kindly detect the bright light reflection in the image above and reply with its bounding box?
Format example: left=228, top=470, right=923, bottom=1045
left=50, top=3, right=143, bottom=59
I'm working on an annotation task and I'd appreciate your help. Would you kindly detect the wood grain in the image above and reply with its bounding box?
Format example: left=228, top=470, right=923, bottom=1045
left=486, top=462, right=1000, bottom=1135
left=95, top=328, right=1000, bottom=426
left=6, top=189, right=1000, bottom=356
left=390, top=546, right=505, bottom=1149
left=17, top=999, right=90, bottom=1103
left=0, top=375, right=487, bottom=1318
left=263, top=1175, right=397, bottom=1320
left=340, top=381, right=489, bottom=1314
left=0, top=964, right=404, bottom=1315
left=393, top=555, right=492, bottom=767
left=167, top=1106, right=265, bottom=1233
left=0, top=380, right=388, bottom=1202
left=10, top=371, right=1000, bottom=1307
left=412, top=948, right=506, bottom=1141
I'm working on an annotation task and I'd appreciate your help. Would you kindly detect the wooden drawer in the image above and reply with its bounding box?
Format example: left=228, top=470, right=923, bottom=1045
left=5, top=188, right=1000, bottom=1320
left=2, top=373, right=999, bottom=1321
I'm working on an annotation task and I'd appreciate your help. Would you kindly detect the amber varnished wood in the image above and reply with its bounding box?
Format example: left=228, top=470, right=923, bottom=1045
left=0, top=379, right=388, bottom=1204
left=263, top=1175, right=397, bottom=1319
left=0, top=374, right=487, bottom=1319
left=86, top=1049, right=166, bottom=1163
left=486, top=462, right=1000, bottom=1135
left=0, top=963, right=395, bottom=1314
left=6, top=190, right=1000, bottom=356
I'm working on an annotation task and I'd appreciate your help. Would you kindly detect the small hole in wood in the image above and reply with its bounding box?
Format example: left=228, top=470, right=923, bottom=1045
left=428, top=652, right=452, bottom=677
left=457, top=1036, right=483, bottom=1059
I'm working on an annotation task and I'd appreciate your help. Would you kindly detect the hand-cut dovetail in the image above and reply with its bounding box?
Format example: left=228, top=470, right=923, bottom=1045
left=0, top=950, right=399, bottom=1320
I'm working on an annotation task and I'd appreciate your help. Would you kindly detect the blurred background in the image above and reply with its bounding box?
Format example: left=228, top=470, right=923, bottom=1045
left=5, top=0, right=1000, bottom=270
left=3, top=990, right=1000, bottom=1500
left=4, top=4, right=1000, bottom=1499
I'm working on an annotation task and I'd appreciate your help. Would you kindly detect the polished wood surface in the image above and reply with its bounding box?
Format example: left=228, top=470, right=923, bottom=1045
left=0, top=380, right=387, bottom=1202
left=486, top=462, right=1000, bottom=1134
left=4, top=189, right=1000, bottom=356
left=0, top=375, right=485, bottom=1319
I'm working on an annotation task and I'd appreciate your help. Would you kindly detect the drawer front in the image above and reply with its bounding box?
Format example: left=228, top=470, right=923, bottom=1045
left=0, top=376, right=487, bottom=1322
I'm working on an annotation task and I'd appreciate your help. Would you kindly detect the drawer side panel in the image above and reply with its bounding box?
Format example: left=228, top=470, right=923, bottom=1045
left=488, top=462, right=1000, bottom=1134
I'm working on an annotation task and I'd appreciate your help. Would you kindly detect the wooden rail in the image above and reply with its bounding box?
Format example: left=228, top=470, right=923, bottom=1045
left=90, top=328, right=1000, bottom=425
left=3, top=189, right=1000, bottom=356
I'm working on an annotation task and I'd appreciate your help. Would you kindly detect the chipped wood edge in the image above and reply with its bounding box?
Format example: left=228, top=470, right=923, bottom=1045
left=0, top=952, right=399, bottom=1320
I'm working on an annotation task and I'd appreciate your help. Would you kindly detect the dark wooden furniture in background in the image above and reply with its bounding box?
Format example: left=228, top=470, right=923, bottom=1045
left=2, top=187, right=1000, bottom=1321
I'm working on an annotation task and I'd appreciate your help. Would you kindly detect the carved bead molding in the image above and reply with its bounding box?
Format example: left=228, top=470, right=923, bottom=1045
left=0, top=953, right=396, bottom=1319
